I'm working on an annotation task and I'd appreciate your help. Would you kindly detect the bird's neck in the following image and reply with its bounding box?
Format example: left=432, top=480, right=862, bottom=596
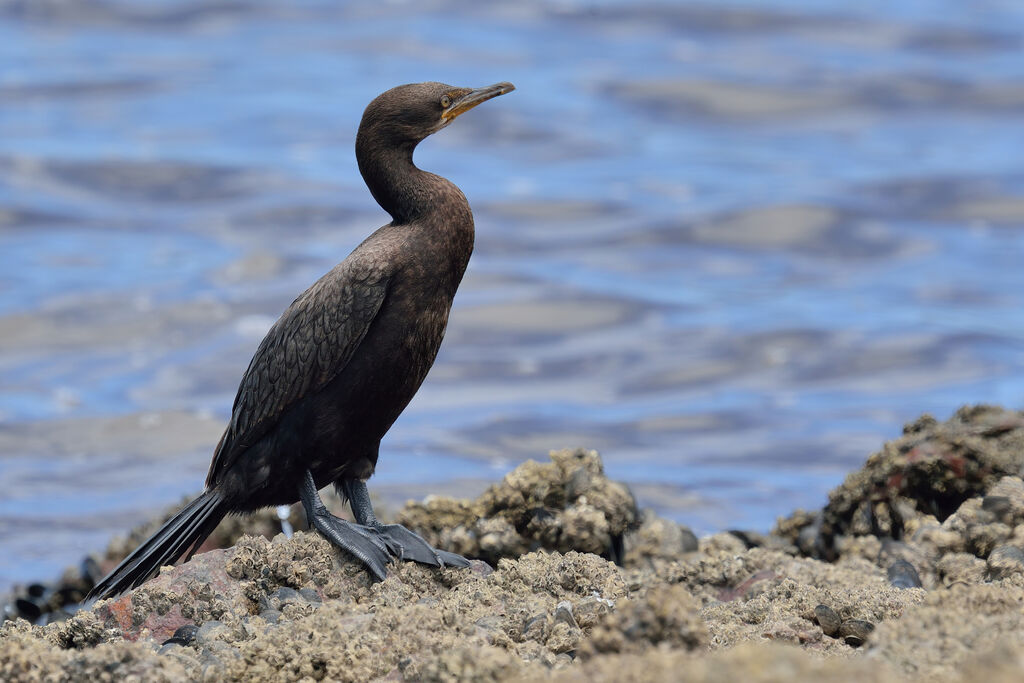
left=356, top=135, right=468, bottom=226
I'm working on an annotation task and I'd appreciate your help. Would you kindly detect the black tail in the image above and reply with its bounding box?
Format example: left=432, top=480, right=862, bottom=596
left=87, top=490, right=227, bottom=601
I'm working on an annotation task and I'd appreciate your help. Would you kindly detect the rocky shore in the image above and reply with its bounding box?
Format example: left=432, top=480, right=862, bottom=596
left=5, top=405, right=1024, bottom=681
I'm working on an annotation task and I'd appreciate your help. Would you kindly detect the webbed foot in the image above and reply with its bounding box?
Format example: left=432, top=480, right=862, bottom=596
left=366, top=522, right=471, bottom=568
left=301, top=471, right=472, bottom=581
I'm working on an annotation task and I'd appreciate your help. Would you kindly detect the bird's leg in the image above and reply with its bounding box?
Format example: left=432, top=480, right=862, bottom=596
left=299, top=470, right=398, bottom=581
left=338, top=478, right=471, bottom=569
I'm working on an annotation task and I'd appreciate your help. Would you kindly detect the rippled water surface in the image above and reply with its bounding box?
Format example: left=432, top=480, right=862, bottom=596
left=2, top=0, right=1024, bottom=590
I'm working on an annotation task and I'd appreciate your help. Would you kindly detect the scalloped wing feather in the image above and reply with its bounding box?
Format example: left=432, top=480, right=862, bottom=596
left=206, top=262, right=389, bottom=486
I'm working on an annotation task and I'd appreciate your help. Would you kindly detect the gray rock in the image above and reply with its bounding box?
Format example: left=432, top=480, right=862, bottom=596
left=195, top=620, right=227, bottom=645
left=814, top=604, right=841, bottom=637
left=469, top=559, right=495, bottom=577
left=258, top=586, right=315, bottom=613
left=887, top=559, right=923, bottom=589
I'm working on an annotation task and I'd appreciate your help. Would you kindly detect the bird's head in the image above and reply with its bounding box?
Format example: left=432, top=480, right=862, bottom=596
left=358, top=81, right=516, bottom=148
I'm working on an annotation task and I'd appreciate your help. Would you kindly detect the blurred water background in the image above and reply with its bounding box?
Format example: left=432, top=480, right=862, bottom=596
left=2, top=0, right=1024, bottom=591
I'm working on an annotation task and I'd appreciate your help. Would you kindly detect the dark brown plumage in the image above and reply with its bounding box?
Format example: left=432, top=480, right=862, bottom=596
left=88, top=81, right=515, bottom=599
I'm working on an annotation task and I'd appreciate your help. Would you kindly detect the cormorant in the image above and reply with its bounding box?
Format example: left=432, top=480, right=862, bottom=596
left=88, top=81, right=516, bottom=599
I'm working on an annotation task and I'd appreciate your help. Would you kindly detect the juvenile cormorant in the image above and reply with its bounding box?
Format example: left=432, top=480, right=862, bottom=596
left=88, top=81, right=516, bottom=599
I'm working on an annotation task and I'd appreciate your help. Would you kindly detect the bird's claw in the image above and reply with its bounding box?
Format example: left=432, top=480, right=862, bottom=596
left=310, top=513, right=469, bottom=581
left=367, top=522, right=471, bottom=569
left=308, top=511, right=391, bottom=581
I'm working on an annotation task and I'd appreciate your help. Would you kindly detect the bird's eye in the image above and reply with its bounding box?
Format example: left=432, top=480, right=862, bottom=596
left=440, top=95, right=452, bottom=109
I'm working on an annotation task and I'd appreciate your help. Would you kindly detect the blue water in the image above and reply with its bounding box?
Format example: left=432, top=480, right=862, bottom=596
left=2, top=0, right=1024, bottom=591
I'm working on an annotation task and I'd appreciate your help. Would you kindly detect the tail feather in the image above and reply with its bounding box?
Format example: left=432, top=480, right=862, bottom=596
left=87, top=490, right=227, bottom=601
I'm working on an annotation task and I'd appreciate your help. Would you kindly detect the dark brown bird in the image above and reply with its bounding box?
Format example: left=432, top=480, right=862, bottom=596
left=88, top=81, right=515, bottom=599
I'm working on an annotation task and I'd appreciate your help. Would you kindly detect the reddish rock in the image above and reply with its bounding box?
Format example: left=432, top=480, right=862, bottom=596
left=94, top=547, right=243, bottom=642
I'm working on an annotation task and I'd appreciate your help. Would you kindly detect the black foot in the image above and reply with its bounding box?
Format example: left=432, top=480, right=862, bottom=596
left=337, top=476, right=472, bottom=573
left=301, top=471, right=471, bottom=581
left=306, top=509, right=396, bottom=581
left=367, top=522, right=471, bottom=568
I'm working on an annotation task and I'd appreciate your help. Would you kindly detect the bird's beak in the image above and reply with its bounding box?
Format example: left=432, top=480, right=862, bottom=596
left=442, top=82, right=516, bottom=122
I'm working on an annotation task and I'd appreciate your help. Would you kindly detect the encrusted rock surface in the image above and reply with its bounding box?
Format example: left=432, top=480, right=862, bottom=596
left=6, top=408, right=1024, bottom=681
left=395, top=448, right=639, bottom=565
left=775, top=405, right=1024, bottom=561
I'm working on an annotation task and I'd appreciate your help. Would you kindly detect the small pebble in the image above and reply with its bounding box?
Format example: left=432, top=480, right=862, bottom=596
left=298, top=588, right=321, bottom=604
left=718, top=569, right=777, bottom=602
left=275, top=586, right=301, bottom=602
left=839, top=619, right=874, bottom=647
left=887, top=559, right=923, bottom=589
left=259, top=587, right=305, bottom=612
left=195, top=620, right=227, bottom=645
left=259, top=609, right=282, bottom=624
left=814, top=604, right=841, bottom=637
left=469, top=559, right=495, bottom=577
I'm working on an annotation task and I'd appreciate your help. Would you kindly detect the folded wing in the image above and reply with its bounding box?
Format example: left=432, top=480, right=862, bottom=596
left=207, top=261, right=390, bottom=486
